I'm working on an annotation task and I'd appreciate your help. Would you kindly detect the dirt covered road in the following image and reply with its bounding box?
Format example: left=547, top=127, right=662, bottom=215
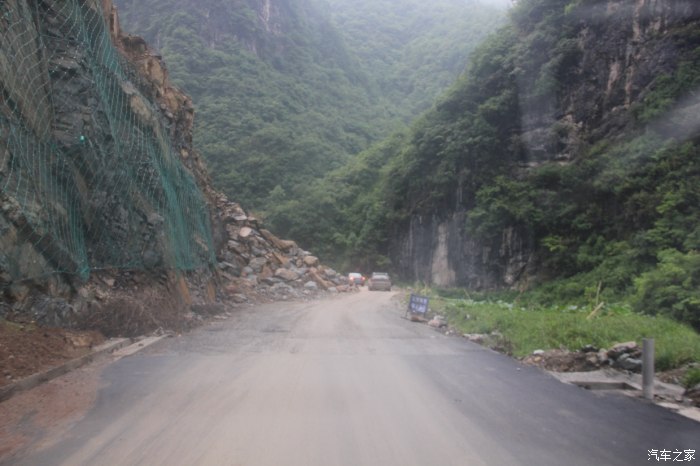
left=2, top=289, right=699, bottom=465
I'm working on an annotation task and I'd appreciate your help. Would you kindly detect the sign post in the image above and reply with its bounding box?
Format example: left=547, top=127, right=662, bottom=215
left=407, top=294, right=430, bottom=318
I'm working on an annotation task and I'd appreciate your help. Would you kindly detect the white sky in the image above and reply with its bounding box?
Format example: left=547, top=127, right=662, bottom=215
left=475, top=0, right=514, bottom=8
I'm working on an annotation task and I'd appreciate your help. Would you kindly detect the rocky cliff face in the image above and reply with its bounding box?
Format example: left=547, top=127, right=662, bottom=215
left=390, top=0, right=700, bottom=289
left=115, top=0, right=297, bottom=59
left=0, top=0, right=342, bottom=333
left=391, top=213, right=534, bottom=290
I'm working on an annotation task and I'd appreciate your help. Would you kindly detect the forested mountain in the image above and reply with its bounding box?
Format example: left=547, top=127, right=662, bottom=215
left=114, top=0, right=700, bottom=330
left=324, top=0, right=507, bottom=120
left=114, top=0, right=504, bottom=210
left=312, top=0, right=700, bottom=328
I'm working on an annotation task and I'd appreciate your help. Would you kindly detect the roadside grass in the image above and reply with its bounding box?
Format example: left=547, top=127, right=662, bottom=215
left=423, top=294, right=700, bottom=371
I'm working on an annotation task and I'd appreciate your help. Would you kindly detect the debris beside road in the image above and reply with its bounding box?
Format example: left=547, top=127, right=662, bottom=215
left=216, top=194, right=354, bottom=304
left=522, top=341, right=643, bottom=373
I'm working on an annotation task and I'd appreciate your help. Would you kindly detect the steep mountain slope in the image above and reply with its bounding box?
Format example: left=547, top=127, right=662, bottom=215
left=344, top=0, right=700, bottom=327
left=0, top=0, right=347, bottom=332
left=113, top=0, right=504, bottom=212
left=325, top=0, right=506, bottom=120
left=115, top=0, right=377, bottom=210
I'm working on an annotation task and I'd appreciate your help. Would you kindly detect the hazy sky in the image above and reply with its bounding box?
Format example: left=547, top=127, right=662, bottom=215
left=476, top=0, right=513, bottom=8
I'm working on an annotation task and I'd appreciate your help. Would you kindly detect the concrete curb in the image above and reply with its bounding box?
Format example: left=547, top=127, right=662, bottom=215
left=551, top=369, right=700, bottom=423
left=0, top=337, right=130, bottom=403
left=110, top=335, right=168, bottom=360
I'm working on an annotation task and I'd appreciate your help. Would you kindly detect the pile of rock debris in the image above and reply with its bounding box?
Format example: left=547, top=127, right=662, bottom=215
left=522, top=341, right=644, bottom=373
left=214, top=194, right=353, bottom=304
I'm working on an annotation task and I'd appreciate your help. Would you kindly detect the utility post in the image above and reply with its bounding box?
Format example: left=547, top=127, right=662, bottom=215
left=642, top=338, right=654, bottom=400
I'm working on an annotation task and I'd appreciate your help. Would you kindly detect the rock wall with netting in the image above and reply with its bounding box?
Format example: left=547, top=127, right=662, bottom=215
left=0, top=0, right=215, bottom=288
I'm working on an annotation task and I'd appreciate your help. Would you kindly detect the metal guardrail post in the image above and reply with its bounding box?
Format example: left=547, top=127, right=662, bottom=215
left=642, top=338, right=654, bottom=400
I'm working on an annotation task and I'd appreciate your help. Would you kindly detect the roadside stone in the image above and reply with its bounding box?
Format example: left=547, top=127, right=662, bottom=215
left=608, top=341, right=638, bottom=359
left=275, top=268, right=300, bottom=281
left=464, top=334, right=485, bottom=344
left=585, top=352, right=600, bottom=367
left=533, top=349, right=545, bottom=355
left=308, top=269, right=332, bottom=290
left=277, top=239, right=298, bottom=252
left=428, top=315, right=447, bottom=328
left=227, top=240, right=246, bottom=255
left=685, top=384, right=700, bottom=407
left=248, top=257, right=267, bottom=273
left=304, top=281, right=318, bottom=290
left=617, top=355, right=642, bottom=372
left=261, top=277, right=282, bottom=286
left=251, top=247, right=266, bottom=257
left=303, top=255, right=319, bottom=267
left=522, top=349, right=598, bottom=372
left=239, top=226, right=254, bottom=238
left=581, top=344, right=598, bottom=353
left=270, top=282, right=294, bottom=294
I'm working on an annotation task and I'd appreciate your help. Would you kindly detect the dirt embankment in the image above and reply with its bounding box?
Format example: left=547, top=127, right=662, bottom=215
left=0, top=321, right=103, bottom=388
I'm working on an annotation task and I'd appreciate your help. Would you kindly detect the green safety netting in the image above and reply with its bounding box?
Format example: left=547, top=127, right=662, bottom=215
left=0, top=0, right=215, bottom=285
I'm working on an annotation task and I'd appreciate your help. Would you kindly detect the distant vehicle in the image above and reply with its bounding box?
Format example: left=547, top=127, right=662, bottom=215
left=367, top=272, right=391, bottom=291
left=348, top=272, right=366, bottom=286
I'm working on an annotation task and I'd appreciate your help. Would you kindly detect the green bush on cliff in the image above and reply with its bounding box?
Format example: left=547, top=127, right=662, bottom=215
left=633, top=250, right=700, bottom=331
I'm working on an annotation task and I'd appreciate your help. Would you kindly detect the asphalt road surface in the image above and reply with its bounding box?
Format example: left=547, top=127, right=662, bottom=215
left=5, top=289, right=699, bottom=465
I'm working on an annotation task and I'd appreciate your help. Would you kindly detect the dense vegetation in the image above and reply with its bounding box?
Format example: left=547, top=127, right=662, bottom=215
left=427, top=291, right=700, bottom=371
left=114, top=0, right=504, bottom=210
left=288, top=0, right=700, bottom=330
left=116, top=0, right=700, bottom=332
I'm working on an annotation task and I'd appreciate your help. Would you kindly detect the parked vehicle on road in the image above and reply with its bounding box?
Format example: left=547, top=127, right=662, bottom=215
left=348, top=272, right=366, bottom=286
left=367, top=272, right=391, bottom=291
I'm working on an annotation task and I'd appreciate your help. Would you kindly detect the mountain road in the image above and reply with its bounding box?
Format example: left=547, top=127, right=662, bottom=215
left=3, top=289, right=699, bottom=465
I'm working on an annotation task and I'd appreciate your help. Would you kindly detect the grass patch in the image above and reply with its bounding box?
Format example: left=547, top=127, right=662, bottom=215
left=426, top=294, right=700, bottom=371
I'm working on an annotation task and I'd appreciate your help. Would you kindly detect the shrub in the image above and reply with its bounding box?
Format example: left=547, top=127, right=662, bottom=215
left=633, top=249, right=700, bottom=331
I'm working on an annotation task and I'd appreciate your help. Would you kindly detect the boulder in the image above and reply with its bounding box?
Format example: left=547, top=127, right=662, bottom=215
left=275, top=268, right=300, bottom=281
left=239, top=227, right=254, bottom=238
left=608, top=341, right=639, bottom=359
left=428, top=316, right=447, bottom=328
left=248, top=257, right=267, bottom=273
left=272, top=251, right=290, bottom=267
left=261, top=277, right=282, bottom=286
left=304, top=281, right=319, bottom=290
left=308, top=269, right=332, bottom=290
left=616, top=353, right=643, bottom=372
left=303, top=255, right=319, bottom=267
left=581, top=344, right=598, bottom=353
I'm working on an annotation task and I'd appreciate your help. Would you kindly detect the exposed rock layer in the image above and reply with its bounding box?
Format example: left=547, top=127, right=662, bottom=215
left=390, top=0, right=700, bottom=289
